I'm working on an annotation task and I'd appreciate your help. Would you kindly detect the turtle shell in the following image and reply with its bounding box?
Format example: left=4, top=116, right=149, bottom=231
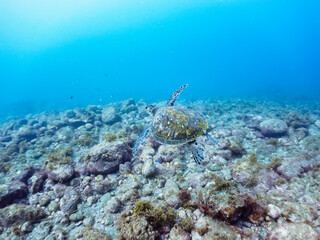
left=152, top=106, right=207, bottom=145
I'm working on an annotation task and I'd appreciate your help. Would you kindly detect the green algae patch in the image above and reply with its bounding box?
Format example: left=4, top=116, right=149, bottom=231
left=76, top=132, right=94, bottom=146
left=0, top=204, right=46, bottom=227
left=133, top=200, right=153, bottom=215
left=82, top=226, right=112, bottom=240
left=117, top=200, right=178, bottom=240
left=45, top=150, right=73, bottom=170
left=268, top=157, right=283, bottom=169
left=175, top=216, right=194, bottom=233
left=104, top=132, right=118, bottom=142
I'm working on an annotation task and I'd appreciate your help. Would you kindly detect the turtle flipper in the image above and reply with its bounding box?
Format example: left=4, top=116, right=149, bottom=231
left=167, top=84, right=188, bottom=106
left=133, top=126, right=151, bottom=156
left=205, top=133, right=220, bottom=146
left=188, top=140, right=204, bottom=164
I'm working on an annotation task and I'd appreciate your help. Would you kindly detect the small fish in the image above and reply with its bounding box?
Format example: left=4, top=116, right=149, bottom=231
left=124, top=173, right=136, bottom=181
left=105, top=73, right=108, bottom=77
left=70, top=96, right=73, bottom=100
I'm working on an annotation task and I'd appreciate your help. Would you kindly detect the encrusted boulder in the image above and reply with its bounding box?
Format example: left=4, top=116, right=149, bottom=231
left=142, top=159, right=157, bottom=178
left=117, top=211, right=157, bottom=240
left=259, top=119, right=288, bottom=137
left=266, top=222, right=319, bottom=240
left=101, top=107, right=121, bottom=125
left=164, top=180, right=181, bottom=209
left=80, top=226, right=112, bottom=240
left=46, top=164, right=75, bottom=182
left=12, top=167, right=35, bottom=184
left=198, top=185, right=266, bottom=224
left=86, top=140, right=132, bottom=175
left=16, top=129, right=37, bottom=143
left=104, top=197, right=122, bottom=213
left=276, top=156, right=312, bottom=180
left=191, top=216, right=241, bottom=240
left=120, top=98, right=138, bottom=113
left=0, top=181, right=28, bottom=208
left=28, top=171, right=48, bottom=193
left=60, top=187, right=80, bottom=214
left=0, top=204, right=46, bottom=227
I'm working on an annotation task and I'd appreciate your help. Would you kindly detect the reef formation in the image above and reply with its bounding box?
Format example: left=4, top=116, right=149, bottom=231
left=0, top=97, right=320, bottom=239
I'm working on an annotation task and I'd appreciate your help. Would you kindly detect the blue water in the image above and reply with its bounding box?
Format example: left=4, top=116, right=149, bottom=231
left=0, top=0, right=319, bottom=120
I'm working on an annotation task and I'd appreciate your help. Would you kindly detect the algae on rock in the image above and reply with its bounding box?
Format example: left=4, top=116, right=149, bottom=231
left=0, top=204, right=46, bottom=227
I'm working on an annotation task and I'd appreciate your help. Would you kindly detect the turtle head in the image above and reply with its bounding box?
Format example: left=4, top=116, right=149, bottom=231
left=146, top=105, right=158, bottom=115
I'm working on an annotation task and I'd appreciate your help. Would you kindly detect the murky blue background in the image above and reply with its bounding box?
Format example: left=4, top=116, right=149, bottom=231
left=0, top=0, right=319, bottom=120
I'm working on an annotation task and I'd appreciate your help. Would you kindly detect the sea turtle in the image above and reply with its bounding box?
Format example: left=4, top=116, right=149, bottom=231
left=133, top=84, right=218, bottom=164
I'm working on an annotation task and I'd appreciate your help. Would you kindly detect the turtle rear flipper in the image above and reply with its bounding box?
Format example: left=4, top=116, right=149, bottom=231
left=189, top=140, right=204, bottom=164
left=133, top=126, right=151, bottom=156
left=167, top=84, right=188, bottom=106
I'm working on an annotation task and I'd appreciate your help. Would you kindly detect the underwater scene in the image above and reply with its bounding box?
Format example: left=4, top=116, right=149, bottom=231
left=1, top=0, right=320, bottom=239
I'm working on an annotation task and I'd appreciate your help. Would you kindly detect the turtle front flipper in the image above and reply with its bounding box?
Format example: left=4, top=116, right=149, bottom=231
left=188, top=140, right=204, bottom=164
left=205, top=133, right=220, bottom=146
left=133, top=126, right=151, bottom=156
left=167, top=84, right=188, bottom=106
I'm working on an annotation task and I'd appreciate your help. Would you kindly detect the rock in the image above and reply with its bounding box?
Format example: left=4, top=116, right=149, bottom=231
left=191, top=216, right=241, bottom=240
left=29, top=220, right=52, bottom=240
left=315, top=120, right=320, bottom=129
left=91, top=178, right=116, bottom=194
left=276, top=157, right=312, bottom=180
left=86, top=140, right=132, bottom=175
left=286, top=112, right=310, bottom=128
left=259, top=119, right=288, bottom=137
left=16, top=129, right=37, bottom=143
left=83, top=217, right=95, bottom=226
left=164, top=180, right=181, bottom=209
left=21, top=221, right=33, bottom=232
left=12, top=167, right=35, bottom=184
left=247, top=116, right=264, bottom=129
left=43, top=179, right=55, bottom=192
left=104, top=197, right=122, bottom=213
left=267, top=204, right=281, bottom=219
left=14, top=119, right=28, bottom=130
left=86, top=105, right=102, bottom=114
left=60, top=187, right=80, bottom=214
left=254, top=169, right=280, bottom=192
left=119, top=188, right=139, bottom=205
left=47, top=164, right=75, bottom=182
left=28, top=171, right=48, bottom=194
left=0, top=204, right=46, bottom=227
left=85, top=123, right=94, bottom=130
left=48, top=201, right=59, bottom=212
left=0, top=136, right=12, bottom=142
left=142, top=183, right=153, bottom=196
left=117, top=211, right=157, bottom=240
left=120, top=98, right=137, bottom=113
left=198, top=186, right=266, bottom=224
left=68, top=119, right=85, bottom=128
left=267, top=222, right=319, bottom=240
left=142, top=159, right=157, bottom=178
left=56, top=126, right=73, bottom=142
left=217, top=150, right=232, bottom=160
left=65, top=110, right=76, bottom=118
left=5, top=143, right=19, bottom=155
left=0, top=181, right=28, bottom=208
left=119, top=162, right=132, bottom=175
left=38, top=194, right=51, bottom=206
left=81, top=226, right=112, bottom=240
left=101, top=107, right=121, bottom=125
left=169, top=227, right=191, bottom=240
left=69, top=211, right=84, bottom=222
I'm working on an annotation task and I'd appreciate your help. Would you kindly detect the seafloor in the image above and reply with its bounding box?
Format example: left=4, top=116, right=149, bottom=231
left=0, top=97, right=320, bottom=240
